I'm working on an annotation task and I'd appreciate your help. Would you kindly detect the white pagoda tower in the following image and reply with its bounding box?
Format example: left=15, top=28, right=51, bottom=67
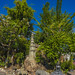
left=29, top=33, right=36, bottom=60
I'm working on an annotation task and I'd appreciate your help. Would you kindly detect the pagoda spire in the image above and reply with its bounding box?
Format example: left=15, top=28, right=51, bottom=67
left=29, top=33, right=36, bottom=60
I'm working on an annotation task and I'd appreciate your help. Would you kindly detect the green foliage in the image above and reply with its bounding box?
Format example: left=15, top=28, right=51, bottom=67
left=5, top=0, right=35, bottom=37
left=6, top=0, right=34, bottom=21
left=36, top=50, right=43, bottom=63
left=61, top=59, right=75, bottom=73
left=15, top=52, right=24, bottom=64
left=0, top=59, right=5, bottom=67
left=73, top=65, right=75, bottom=70
left=0, top=0, right=34, bottom=66
left=35, top=0, right=75, bottom=68
left=34, top=31, right=45, bottom=44
left=61, top=61, right=70, bottom=71
left=36, top=41, right=59, bottom=65
left=69, top=54, right=74, bottom=70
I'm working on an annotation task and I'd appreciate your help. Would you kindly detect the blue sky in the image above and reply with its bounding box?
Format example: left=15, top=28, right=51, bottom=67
left=0, top=0, right=75, bottom=32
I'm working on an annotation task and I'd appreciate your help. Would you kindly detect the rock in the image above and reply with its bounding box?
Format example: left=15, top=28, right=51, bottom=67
left=0, top=68, right=6, bottom=73
left=67, top=70, right=75, bottom=75
left=36, top=69, right=50, bottom=75
left=0, top=71, right=6, bottom=75
left=5, top=66, right=7, bottom=69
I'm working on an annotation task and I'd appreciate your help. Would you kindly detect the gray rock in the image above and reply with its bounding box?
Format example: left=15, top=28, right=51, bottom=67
left=0, top=71, right=6, bottom=75
left=36, top=69, right=50, bottom=75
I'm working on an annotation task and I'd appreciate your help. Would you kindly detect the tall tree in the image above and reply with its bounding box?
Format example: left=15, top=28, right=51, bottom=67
left=35, top=0, right=75, bottom=67
left=0, top=0, right=35, bottom=66
left=5, top=0, right=35, bottom=37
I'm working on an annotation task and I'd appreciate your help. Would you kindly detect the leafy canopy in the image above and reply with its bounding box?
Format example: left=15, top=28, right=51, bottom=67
left=35, top=0, right=75, bottom=66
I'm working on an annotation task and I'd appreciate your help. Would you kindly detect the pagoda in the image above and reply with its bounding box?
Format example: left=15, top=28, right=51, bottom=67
left=29, top=33, right=36, bottom=60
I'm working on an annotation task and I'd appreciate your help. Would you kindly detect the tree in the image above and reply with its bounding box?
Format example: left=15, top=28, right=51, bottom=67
left=5, top=0, right=35, bottom=37
left=0, top=0, right=35, bottom=66
left=35, top=0, right=75, bottom=67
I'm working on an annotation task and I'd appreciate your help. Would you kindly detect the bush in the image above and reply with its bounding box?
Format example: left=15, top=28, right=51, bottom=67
left=73, top=65, right=75, bottom=70
left=61, top=61, right=69, bottom=71
left=61, top=60, right=74, bottom=73
left=15, top=52, right=24, bottom=64
left=0, top=59, right=5, bottom=67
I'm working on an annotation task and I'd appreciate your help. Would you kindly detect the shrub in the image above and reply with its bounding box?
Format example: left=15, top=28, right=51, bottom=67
left=15, top=52, right=24, bottom=64
left=0, top=59, right=5, bottom=67
left=61, top=61, right=69, bottom=71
